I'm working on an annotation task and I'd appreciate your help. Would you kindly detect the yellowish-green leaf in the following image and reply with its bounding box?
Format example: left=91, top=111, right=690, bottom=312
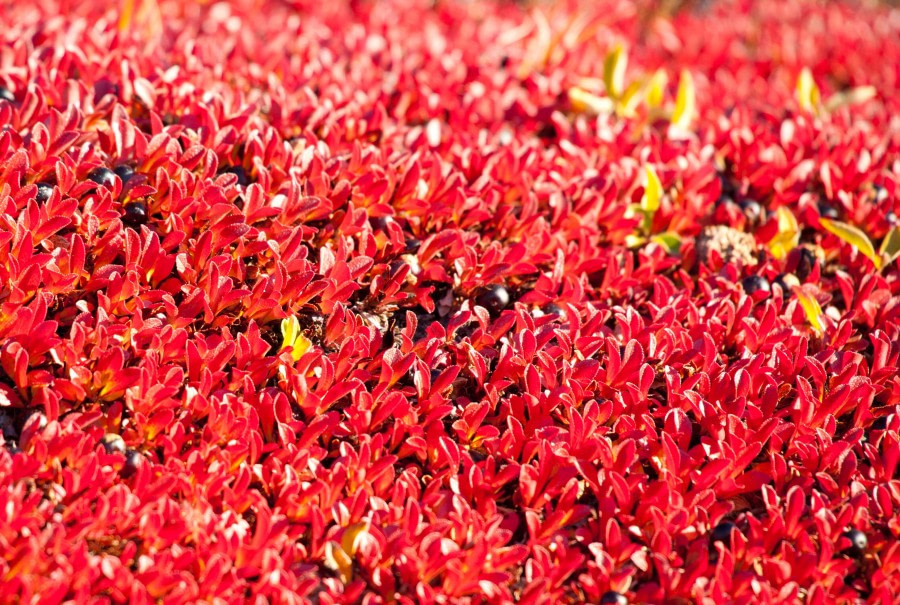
left=323, top=541, right=353, bottom=583
left=794, top=286, right=825, bottom=334
left=796, top=68, right=821, bottom=115
left=625, top=233, right=646, bottom=248
left=768, top=206, right=800, bottom=260
left=651, top=232, right=681, bottom=254
left=568, top=87, right=615, bottom=115
left=618, top=79, right=645, bottom=117
left=645, top=69, right=668, bottom=108
left=641, top=165, right=662, bottom=214
left=670, top=70, right=695, bottom=131
left=820, top=218, right=882, bottom=270
left=281, top=316, right=312, bottom=362
left=879, top=227, right=900, bottom=264
left=824, top=86, right=877, bottom=113
left=603, top=44, right=627, bottom=99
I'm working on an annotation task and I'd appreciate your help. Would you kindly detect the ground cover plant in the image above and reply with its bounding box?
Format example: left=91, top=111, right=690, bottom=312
left=0, top=0, right=899, bottom=602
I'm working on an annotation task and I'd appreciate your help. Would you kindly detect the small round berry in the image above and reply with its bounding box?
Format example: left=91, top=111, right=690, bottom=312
left=818, top=203, right=839, bottom=220
left=741, top=275, right=770, bottom=296
left=88, top=167, right=117, bottom=190
left=122, top=200, right=148, bottom=228
left=35, top=182, right=55, bottom=203
left=599, top=592, right=627, bottom=605
left=113, top=164, right=135, bottom=183
left=0, top=87, right=14, bottom=103
left=121, top=449, right=144, bottom=478
left=100, top=433, right=126, bottom=455
left=739, top=198, right=764, bottom=227
left=843, top=529, right=867, bottom=555
left=369, top=215, right=395, bottom=232
left=887, top=211, right=899, bottom=227
left=773, top=273, right=800, bottom=293
left=710, top=522, right=736, bottom=545
left=475, top=285, right=511, bottom=315
left=794, top=247, right=818, bottom=282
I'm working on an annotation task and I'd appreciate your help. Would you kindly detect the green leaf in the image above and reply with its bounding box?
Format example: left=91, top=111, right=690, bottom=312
left=651, top=232, right=681, bottom=254
left=603, top=44, right=627, bottom=100
left=670, top=70, right=695, bottom=131
left=824, top=86, right=877, bottom=113
left=820, top=218, right=882, bottom=270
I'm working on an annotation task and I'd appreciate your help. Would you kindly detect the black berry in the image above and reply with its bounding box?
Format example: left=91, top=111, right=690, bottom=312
left=599, top=592, right=627, bottom=605
left=475, top=284, right=511, bottom=315
left=88, top=167, right=117, bottom=190
left=0, top=87, right=14, bottom=103
left=818, top=203, right=839, bottom=219
left=113, top=164, right=135, bottom=183
left=100, top=433, right=126, bottom=455
left=773, top=273, right=799, bottom=294
left=370, top=215, right=395, bottom=232
left=738, top=198, right=764, bottom=227
left=710, top=522, right=736, bottom=546
left=843, top=529, right=867, bottom=555
left=741, top=275, right=770, bottom=296
left=122, top=200, right=148, bottom=228
left=35, top=182, right=54, bottom=203
left=794, top=247, right=818, bottom=282
left=121, top=449, right=144, bottom=478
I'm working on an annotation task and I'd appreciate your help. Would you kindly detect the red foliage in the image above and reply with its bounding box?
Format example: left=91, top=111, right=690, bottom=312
left=0, top=0, right=899, bottom=602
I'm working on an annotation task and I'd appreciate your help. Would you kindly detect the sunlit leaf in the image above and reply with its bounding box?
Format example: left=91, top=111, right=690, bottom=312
left=824, top=86, right=877, bottom=113
left=796, top=68, right=821, bottom=115
left=794, top=286, right=825, bottom=334
left=645, top=69, right=668, bottom=108
left=670, top=70, right=695, bottom=131
left=768, top=206, right=800, bottom=260
left=879, top=226, right=900, bottom=264
left=603, top=44, right=627, bottom=99
left=619, top=79, right=645, bottom=117
left=820, top=218, right=882, bottom=269
left=651, top=232, right=681, bottom=254
left=641, top=165, right=662, bottom=214
left=281, top=316, right=312, bottom=362
left=323, top=541, right=353, bottom=583
left=569, top=87, right=615, bottom=115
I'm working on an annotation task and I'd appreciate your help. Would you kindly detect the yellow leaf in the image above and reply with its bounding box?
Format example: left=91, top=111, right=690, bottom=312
left=280, top=316, right=312, bottom=362
left=794, top=286, right=825, bottom=334
left=820, top=218, right=882, bottom=270
left=618, top=79, right=645, bottom=117
left=796, top=68, right=821, bottom=115
left=825, top=86, right=877, bottom=113
left=341, top=522, right=370, bottom=555
left=645, top=69, right=669, bottom=108
left=768, top=206, right=800, bottom=260
left=879, top=227, right=900, bottom=264
left=119, top=0, right=163, bottom=39
left=641, top=165, right=662, bottom=214
left=603, top=44, right=628, bottom=99
left=118, top=0, right=135, bottom=31
left=670, top=70, right=695, bottom=131
left=568, top=87, right=615, bottom=115
left=625, top=234, right=646, bottom=248
left=323, top=541, right=353, bottom=584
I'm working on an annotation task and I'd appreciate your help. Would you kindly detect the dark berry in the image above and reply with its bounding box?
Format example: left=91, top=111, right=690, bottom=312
left=405, top=238, right=421, bottom=253
left=818, top=203, right=839, bottom=219
left=773, top=273, right=799, bottom=294
left=843, top=529, right=867, bottom=555
left=35, top=182, right=54, bottom=203
left=475, top=284, right=511, bottom=315
left=221, top=165, right=248, bottom=187
left=544, top=303, right=564, bottom=317
left=88, top=167, right=117, bottom=190
left=710, top=522, right=736, bottom=546
left=599, top=592, right=627, bottom=605
left=887, top=211, right=899, bottom=227
left=741, top=275, right=770, bottom=296
left=121, top=449, right=144, bottom=478
left=370, top=215, right=395, bottom=232
left=499, top=55, right=510, bottom=69
left=793, top=247, right=818, bottom=282
left=100, top=433, right=126, bottom=455
left=738, top=198, right=764, bottom=227
left=113, top=164, right=135, bottom=183
left=0, top=87, right=14, bottom=103
left=122, top=200, right=148, bottom=228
